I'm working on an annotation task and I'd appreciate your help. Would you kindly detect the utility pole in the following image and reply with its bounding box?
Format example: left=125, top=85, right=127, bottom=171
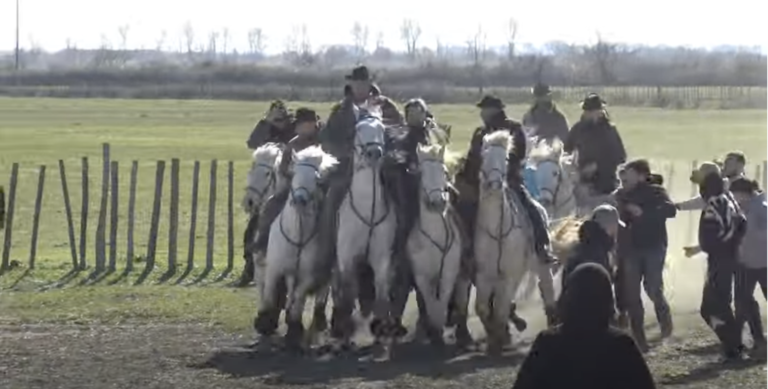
left=14, top=0, right=20, bottom=71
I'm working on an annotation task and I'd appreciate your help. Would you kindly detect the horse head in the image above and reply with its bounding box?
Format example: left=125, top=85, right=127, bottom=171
left=354, top=108, right=386, bottom=167
left=526, top=138, right=566, bottom=207
left=480, top=130, right=513, bottom=193
left=244, top=143, right=283, bottom=213
left=417, top=144, right=449, bottom=210
left=290, top=146, right=338, bottom=208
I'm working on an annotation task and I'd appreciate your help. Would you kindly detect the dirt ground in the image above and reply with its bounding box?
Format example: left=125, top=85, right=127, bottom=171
left=1, top=307, right=765, bottom=389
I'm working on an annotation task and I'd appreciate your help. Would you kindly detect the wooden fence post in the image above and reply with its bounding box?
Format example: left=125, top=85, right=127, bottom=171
left=79, top=157, right=89, bottom=270
left=1, top=163, right=19, bottom=273
left=225, top=161, right=235, bottom=276
left=205, top=160, right=217, bottom=273
left=126, top=161, right=138, bottom=272
left=108, top=161, right=119, bottom=272
left=59, top=160, right=79, bottom=269
left=28, top=165, right=46, bottom=270
left=95, top=143, right=110, bottom=272
left=138, top=160, right=165, bottom=283
left=167, top=158, right=180, bottom=274
left=185, top=161, right=200, bottom=276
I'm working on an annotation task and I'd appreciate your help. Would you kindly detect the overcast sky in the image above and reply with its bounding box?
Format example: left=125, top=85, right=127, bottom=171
left=0, top=0, right=764, bottom=52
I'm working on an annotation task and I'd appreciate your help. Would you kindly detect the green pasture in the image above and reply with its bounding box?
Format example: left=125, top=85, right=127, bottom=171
left=0, top=97, right=766, bottom=332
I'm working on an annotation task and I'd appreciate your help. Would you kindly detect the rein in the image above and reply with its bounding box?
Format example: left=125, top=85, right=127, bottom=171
left=246, top=161, right=278, bottom=206
left=279, top=162, right=322, bottom=274
left=479, top=145, right=516, bottom=275
left=417, top=158, right=456, bottom=299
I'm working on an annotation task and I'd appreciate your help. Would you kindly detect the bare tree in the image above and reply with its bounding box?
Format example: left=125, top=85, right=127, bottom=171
left=584, top=32, right=633, bottom=85
left=207, top=31, right=220, bottom=59
left=375, top=31, right=385, bottom=50
left=466, top=26, right=487, bottom=93
left=247, top=28, right=267, bottom=55
left=182, top=22, right=195, bottom=55
left=506, top=18, right=518, bottom=60
left=117, top=24, right=130, bottom=51
left=155, top=30, right=167, bottom=51
left=466, top=25, right=487, bottom=68
left=350, top=21, right=369, bottom=60
left=435, top=38, right=446, bottom=60
left=400, top=19, right=422, bottom=60
left=221, top=27, right=230, bottom=55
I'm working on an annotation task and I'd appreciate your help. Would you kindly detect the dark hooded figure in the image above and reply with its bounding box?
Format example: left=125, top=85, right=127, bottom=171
left=512, top=263, right=657, bottom=389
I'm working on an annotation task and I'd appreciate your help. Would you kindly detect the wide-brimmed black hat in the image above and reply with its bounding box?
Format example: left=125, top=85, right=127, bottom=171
left=345, top=65, right=373, bottom=81
left=476, top=95, right=505, bottom=109
left=580, top=93, right=606, bottom=111
left=294, top=107, right=319, bottom=124
left=532, top=83, right=552, bottom=97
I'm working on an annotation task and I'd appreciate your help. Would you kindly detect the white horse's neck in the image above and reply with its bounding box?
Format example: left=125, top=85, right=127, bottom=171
left=349, top=161, right=387, bottom=218
left=552, top=162, right=577, bottom=220
left=477, top=189, right=514, bottom=237
left=279, top=200, right=319, bottom=243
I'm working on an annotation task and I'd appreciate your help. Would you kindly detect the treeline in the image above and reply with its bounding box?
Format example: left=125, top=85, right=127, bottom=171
left=0, top=43, right=765, bottom=108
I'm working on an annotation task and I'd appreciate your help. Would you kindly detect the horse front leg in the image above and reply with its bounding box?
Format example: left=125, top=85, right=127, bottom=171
left=285, top=277, right=311, bottom=354
left=308, top=282, right=331, bottom=343
left=370, top=245, right=397, bottom=361
left=254, top=263, right=282, bottom=350
left=474, top=273, right=494, bottom=352
left=330, top=253, right=358, bottom=351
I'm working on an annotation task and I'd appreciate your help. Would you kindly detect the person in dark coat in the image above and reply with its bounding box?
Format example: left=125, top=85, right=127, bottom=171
left=512, top=262, right=657, bottom=389
left=238, top=108, right=322, bottom=286
left=522, top=83, right=570, bottom=142
left=561, top=204, right=624, bottom=288
left=616, top=159, right=677, bottom=351
left=563, top=93, right=627, bottom=196
left=693, top=162, right=747, bottom=361
left=246, top=100, right=296, bottom=149
left=455, top=94, right=557, bottom=327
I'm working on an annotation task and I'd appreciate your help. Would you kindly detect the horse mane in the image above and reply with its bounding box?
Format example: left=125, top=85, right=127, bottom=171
left=483, top=130, right=514, bottom=153
left=549, top=216, right=583, bottom=265
left=252, top=142, right=282, bottom=163
left=528, top=138, right=563, bottom=164
left=294, top=145, right=338, bottom=176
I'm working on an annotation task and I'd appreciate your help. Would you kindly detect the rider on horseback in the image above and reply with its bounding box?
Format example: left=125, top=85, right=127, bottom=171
left=522, top=83, right=570, bottom=143
left=246, top=100, right=296, bottom=149
left=563, top=93, right=627, bottom=196
left=243, top=108, right=323, bottom=277
left=318, top=65, right=403, bottom=265
left=456, top=95, right=557, bottom=265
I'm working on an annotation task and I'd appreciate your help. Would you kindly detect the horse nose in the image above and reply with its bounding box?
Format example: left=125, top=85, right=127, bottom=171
left=291, top=191, right=309, bottom=206
left=366, top=146, right=383, bottom=161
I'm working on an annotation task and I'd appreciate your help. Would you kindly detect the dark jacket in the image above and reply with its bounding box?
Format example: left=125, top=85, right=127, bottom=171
left=562, top=220, right=615, bottom=289
left=698, top=174, right=747, bottom=259
left=522, top=103, right=570, bottom=142
left=563, top=118, right=627, bottom=194
left=457, top=111, right=527, bottom=196
left=277, top=134, right=320, bottom=178
left=320, top=95, right=402, bottom=160
left=514, top=263, right=656, bottom=389
left=618, top=182, right=677, bottom=250
left=246, top=119, right=295, bottom=149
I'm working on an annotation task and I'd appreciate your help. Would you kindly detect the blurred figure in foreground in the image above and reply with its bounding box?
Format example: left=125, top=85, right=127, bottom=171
left=730, top=177, right=767, bottom=359
left=512, top=263, right=656, bottom=389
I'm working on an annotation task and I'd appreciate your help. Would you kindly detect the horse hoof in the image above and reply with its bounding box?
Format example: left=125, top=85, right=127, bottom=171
left=510, top=315, right=528, bottom=333
left=370, top=318, right=387, bottom=338
left=311, top=310, right=328, bottom=333
left=391, top=320, right=408, bottom=338
left=254, top=310, right=279, bottom=336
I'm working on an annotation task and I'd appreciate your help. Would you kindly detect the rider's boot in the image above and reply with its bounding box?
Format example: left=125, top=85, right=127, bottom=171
left=238, top=214, right=261, bottom=286
left=250, top=189, right=290, bottom=255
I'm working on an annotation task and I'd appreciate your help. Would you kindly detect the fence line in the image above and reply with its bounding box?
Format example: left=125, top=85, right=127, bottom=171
left=1, top=144, right=766, bottom=287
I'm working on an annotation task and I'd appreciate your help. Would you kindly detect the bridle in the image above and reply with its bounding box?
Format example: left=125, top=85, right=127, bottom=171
left=279, top=161, right=323, bottom=267
left=246, top=161, right=277, bottom=209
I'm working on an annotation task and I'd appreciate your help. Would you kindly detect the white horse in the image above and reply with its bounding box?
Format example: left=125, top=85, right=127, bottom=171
left=254, top=146, right=337, bottom=351
left=566, top=149, right=616, bottom=217
left=406, top=144, right=463, bottom=347
left=526, top=137, right=578, bottom=222
left=474, top=130, right=554, bottom=355
left=242, top=143, right=284, bottom=215
left=334, top=109, right=398, bottom=356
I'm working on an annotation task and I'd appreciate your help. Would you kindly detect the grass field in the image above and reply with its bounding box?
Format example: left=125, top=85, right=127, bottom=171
left=0, top=97, right=766, bottom=389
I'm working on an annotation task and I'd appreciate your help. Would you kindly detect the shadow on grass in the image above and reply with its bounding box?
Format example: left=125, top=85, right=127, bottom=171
left=108, top=266, right=134, bottom=285
left=189, top=267, right=214, bottom=285
left=88, top=268, right=116, bottom=285
left=134, top=264, right=156, bottom=286
left=157, top=267, right=178, bottom=284
left=192, top=341, right=527, bottom=385
left=659, top=358, right=763, bottom=386
left=5, top=268, right=32, bottom=289
left=212, top=265, right=234, bottom=283
left=174, top=265, right=195, bottom=285
left=37, top=267, right=82, bottom=290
